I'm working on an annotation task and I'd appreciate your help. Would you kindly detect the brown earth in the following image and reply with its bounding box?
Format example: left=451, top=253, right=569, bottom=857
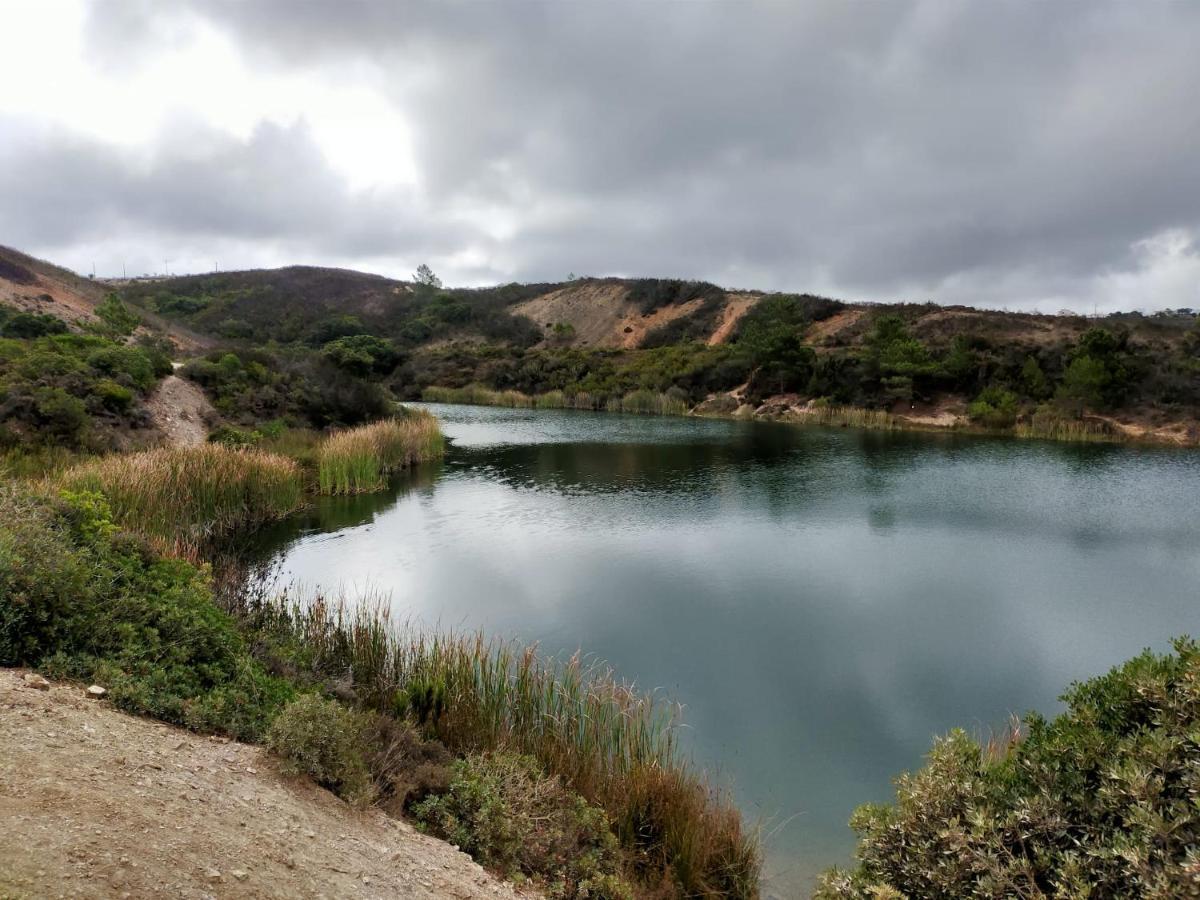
left=0, top=669, right=528, bottom=900
left=708, top=293, right=760, bottom=345
left=147, top=374, right=218, bottom=447
left=0, top=245, right=214, bottom=353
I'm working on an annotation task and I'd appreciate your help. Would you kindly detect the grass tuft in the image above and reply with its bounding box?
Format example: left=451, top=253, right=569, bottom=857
left=316, top=411, right=444, bottom=495
left=55, top=444, right=304, bottom=550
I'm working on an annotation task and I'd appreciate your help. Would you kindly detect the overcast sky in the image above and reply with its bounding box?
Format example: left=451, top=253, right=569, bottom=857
left=3, top=1, right=1199, bottom=313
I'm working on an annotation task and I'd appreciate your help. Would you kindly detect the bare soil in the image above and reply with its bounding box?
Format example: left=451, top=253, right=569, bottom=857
left=146, top=375, right=217, bottom=448
left=0, top=669, right=527, bottom=900
left=707, top=293, right=760, bottom=345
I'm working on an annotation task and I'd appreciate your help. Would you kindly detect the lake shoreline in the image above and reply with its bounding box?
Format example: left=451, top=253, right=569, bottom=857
left=419, top=386, right=1200, bottom=449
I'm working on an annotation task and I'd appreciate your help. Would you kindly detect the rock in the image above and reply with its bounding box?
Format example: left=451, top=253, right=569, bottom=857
left=204, top=868, right=222, bottom=883
left=231, top=870, right=248, bottom=881
left=86, top=685, right=107, bottom=699
left=23, top=673, right=50, bottom=691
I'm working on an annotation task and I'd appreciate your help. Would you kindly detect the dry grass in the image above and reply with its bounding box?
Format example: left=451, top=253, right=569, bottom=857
left=242, top=591, right=760, bottom=897
left=317, top=412, right=444, bottom=495
left=804, top=404, right=901, bottom=430
left=55, top=444, right=304, bottom=550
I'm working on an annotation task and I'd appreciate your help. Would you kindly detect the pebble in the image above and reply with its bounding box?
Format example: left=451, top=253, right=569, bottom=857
left=86, top=685, right=107, bottom=699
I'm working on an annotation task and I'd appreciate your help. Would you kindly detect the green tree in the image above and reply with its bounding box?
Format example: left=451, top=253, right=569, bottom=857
left=414, top=263, right=442, bottom=289
left=1019, top=355, right=1050, bottom=399
left=736, top=294, right=815, bottom=394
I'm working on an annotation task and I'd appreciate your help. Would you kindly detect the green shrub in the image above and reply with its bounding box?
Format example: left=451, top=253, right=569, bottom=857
left=0, top=486, right=292, bottom=741
left=967, top=386, right=1020, bottom=429
left=266, top=694, right=373, bottom=805
left=1, top=312, right=67, bottom=338
left=414, top=753, right=632, bottom=899
left=92, top=378, right=134, bottom=412
left=818, top=638, right=1200, bottom=899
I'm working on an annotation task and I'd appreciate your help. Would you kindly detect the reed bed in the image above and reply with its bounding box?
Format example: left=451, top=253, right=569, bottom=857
left=55, top=444, right=304, bottom=547
left=422, top=384, right=533, bottom=407
left=803, top=404, right=901, bottom=430
left=424, top=384, right=692, bottom=417
left=242, top=590, right=760, bottom=896
left=607, top=389, right=690, bottom=416
left=1014, top=413, right=1118, bottom=443
left=316, top=412, right=444, bottom=495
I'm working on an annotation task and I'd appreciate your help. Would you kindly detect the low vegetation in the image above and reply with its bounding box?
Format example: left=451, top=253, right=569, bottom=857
left=0, top=486, right=293, bottom=741
left=423, top=383, right=691, bottom=416
left=0, top=322, right=172, bottom=450
left=55, top=444, right=304, bottom=549
left=818, top=638, right=1200, bottom=899
left=230, top=590, right=760, bottom=897
left=317, top=411, right=444, bottom=494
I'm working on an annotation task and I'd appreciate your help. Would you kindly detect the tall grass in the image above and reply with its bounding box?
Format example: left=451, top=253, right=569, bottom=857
left=1014, top=412, right=1119, bottom=443
left=607, top=389, right=690, bottom=416
left=802, top=404, right=901, bottom=430
left=317, top=412, right=444, bottom=495
left=422, top=384, right=534, bottom=407
left=55, top=444, right=304, bottom=548
left=240, top=590, right=760, bottom=897
left=424, top=384, right=692, bottom=417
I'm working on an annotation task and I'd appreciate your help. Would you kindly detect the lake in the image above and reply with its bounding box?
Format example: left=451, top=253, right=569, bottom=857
left=249, top=403, right=1200, bottom=896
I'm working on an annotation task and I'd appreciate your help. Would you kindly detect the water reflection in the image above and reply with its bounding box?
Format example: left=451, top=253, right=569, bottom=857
left=250, top=404, right=1200, bottom=895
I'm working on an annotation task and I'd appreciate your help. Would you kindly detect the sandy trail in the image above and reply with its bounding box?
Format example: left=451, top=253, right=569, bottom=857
left=147, top=374, right=215, bottom=447
left=0, top=669, right=526, bottom=899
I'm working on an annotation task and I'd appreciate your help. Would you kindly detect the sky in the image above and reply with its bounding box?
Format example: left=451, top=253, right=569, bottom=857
left=2, top=1, right=1199, bottom=314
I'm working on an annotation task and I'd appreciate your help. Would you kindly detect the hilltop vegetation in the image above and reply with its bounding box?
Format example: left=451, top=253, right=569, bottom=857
left=109, top=260, right=1200, bottom=444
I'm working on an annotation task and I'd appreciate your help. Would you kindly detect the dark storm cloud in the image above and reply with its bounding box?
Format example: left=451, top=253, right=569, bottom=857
left=33, top=2, right=1200, bottom=305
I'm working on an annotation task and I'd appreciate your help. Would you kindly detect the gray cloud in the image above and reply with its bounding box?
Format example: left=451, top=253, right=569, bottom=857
left=11, top=1, right=1200, bottom=310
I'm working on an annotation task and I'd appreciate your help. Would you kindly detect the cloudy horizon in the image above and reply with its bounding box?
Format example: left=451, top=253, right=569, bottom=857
left=3, top=1, right=1199, bottom=313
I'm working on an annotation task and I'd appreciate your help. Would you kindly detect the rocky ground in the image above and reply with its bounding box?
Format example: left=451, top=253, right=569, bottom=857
left=0, top=669, right=528, bottom=899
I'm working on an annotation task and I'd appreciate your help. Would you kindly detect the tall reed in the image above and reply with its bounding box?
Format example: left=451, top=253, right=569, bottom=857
left=55, top=444, right=304, bottom=548
left=1014, top=412, right=1118, bottom=443
left=803, top=404, right=901, bottom=430
left=316, top=412, right=444, bottom=495
left=241, top=590, right=760, bottom=896
left=424, top=384, right=691, bottom=416
left=607, top=389, right=690, bottom=416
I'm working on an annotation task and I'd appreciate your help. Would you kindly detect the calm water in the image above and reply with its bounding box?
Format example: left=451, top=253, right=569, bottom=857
left=250, top=404, right=1200, bottom=896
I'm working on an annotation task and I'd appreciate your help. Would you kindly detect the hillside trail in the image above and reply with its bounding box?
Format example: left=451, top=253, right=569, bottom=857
left=147, top=373, right=215, bottom=447
left=0, top=669, right=528, bottom=899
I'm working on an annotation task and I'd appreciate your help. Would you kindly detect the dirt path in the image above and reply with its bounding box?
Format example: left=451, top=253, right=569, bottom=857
left=147, top=374, right=216, bottom=447
left=0, top=669, right=526, bottom=899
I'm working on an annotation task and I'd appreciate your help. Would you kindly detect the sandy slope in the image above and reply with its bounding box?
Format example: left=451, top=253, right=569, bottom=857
left=0, top=669, right=526, bottom=900
left=147, top=374, right=216, bottom=447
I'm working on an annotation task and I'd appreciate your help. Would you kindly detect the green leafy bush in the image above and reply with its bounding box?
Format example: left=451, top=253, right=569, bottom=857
left=818, top=638, right=1200, bottom=899
left=414, top=753, right=632, bottom=899
left=266, top=694, right=374, bottom=805
left=0, top=486, right=293, bottom=740
left=967, top=386, right=1020, bottom=428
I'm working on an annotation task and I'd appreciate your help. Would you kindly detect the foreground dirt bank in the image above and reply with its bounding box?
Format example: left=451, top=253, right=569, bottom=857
left=0, top=669, right=525, bottom=899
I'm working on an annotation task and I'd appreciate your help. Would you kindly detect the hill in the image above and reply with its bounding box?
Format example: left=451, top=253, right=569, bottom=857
left=3, top=247, right=1195, bottom=446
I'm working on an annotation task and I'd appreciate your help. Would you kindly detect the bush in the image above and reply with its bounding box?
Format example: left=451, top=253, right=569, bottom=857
left=266, top=695, right=373, bottom=805
left=414, top=753, right=632, bottom=899
left=967, top=386, right=1020, bottom=429
left=0, top=486, right=292, bottom=741
left=818, top=638, right=1200, bottom=899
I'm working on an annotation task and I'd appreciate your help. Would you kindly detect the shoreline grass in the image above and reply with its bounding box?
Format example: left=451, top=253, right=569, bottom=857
left=316, top=411, right=444, bottom=495
left=237, top=589, right=760, bottom=896
left=54, top=444, right=304, bottom=549
left=422, top=384, right=691, bottom=416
